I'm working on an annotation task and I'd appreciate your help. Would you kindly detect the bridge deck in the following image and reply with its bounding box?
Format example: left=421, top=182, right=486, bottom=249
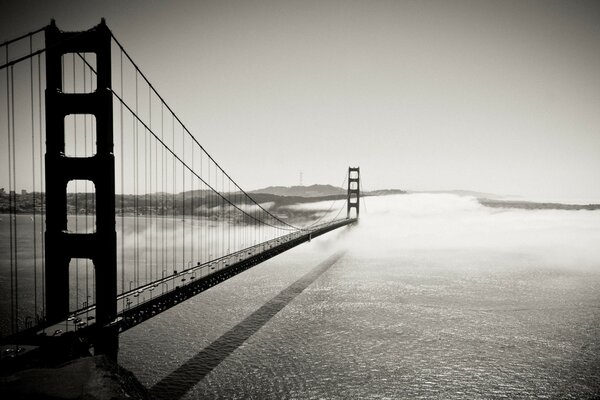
left=2, top=218, right=356, bottom=349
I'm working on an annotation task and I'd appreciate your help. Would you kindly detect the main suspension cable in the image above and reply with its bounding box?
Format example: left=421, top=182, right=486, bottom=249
left=75, top=52, right=301, bottom=234
left=108, top=32, right=304, bottom=231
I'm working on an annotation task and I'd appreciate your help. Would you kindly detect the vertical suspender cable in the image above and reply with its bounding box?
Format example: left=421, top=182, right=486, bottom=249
left=6, top=51, right=14, bottom=334
left=38, top=52, right=45, bottom=323
left=145, top=89, right=149, bottom=284
left=72, top=53, right=79, bottom=311
left=30, top=36, right=38, bottom=319
left=200, top=148, right=204, bottom=265
left=214, top=162, right=217, bottom=258
left=161, top=103, right=165, bottom=285
left=120, top=48, right=125, bottom=304
left=198, top=148, right=202, bottom=266
left=191, top=133, right=195, bottom=265
left=172, top=113, right=176, bottom=271
left=134, top=70, right=139, bottom=290
left=146, top=84, right=150, bottom=284
left=182, top=124, right=185, bottom=268
left=153, top=97, right=162, bottom=279
left=228, top=179, right=231, bottom=255
left=207, top=155, right=211, bottom=261
left=134, top=73, right=138, bottom=291
left=83, top=53, right=89, bottom=316
left=10, top=64, right=19, bottom=333
left=222, top=173, right=224, bottom=258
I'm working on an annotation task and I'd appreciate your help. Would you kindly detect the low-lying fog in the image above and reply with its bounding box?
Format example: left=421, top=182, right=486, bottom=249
left=118, top=192, right=600, bottom=398
left=310, top=193, right=600, bottom=270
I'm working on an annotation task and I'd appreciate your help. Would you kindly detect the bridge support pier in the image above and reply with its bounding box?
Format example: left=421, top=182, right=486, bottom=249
left=44, top=20, right=118, bottom=358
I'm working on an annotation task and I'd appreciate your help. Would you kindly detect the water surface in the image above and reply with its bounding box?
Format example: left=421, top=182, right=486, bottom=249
left=119, top=194, right=600, bottom=399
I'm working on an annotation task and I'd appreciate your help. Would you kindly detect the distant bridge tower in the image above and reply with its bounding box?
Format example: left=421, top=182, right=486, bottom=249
left=45, top=20, right=117, bottom=356
left=347, top=167, right=360, bottom=218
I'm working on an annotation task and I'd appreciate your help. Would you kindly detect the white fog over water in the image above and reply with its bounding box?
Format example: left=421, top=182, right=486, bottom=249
left=343, top=194, right=600, bottom=267
left=119, top=193, right=600, bottom=399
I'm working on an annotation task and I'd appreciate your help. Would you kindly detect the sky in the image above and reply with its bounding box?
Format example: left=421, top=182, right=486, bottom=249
left=1, top=0, right=599, bottom=201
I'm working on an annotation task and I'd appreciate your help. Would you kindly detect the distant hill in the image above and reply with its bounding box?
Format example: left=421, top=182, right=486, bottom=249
left=412, top=189, right=505, bottom=200
left=252, top=184, right=406, bottom=198
left=478, top=199, right=600, bottom=211
left=367, top=189, right=406, bottom=196
left=252, top=184, right=346, bottom=198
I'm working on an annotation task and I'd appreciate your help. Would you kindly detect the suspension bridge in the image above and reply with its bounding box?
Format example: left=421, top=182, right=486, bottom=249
left=0, top=20, right=361, bottom=366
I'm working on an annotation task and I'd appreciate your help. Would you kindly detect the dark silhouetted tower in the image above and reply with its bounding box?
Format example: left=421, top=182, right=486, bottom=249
left=347, top=167, right=360, bottom=218
left=45, top=19, right=117, bottom=357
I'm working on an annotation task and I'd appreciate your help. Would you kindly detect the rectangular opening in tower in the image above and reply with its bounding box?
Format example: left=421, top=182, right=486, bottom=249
left=66, top=179, right=96, bottom=233
left=64, top=114, right=97, bottom=157
left=61, top=53, right=97, bottom=93
left=68, top=257, right=96, bottom=317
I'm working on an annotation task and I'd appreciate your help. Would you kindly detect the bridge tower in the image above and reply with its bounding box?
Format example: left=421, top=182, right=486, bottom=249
left=347, top=167, right=360, bottom=218
left=45, top=20, right=117, bottom=356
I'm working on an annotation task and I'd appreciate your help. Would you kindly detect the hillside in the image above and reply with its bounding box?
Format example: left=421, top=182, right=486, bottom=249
left=252, top=184, right=346, bottom=198
left=412, top=189, right=504, bottom=199
left=478, top=198, right=600, bottom=211
left=0, top=185, right=406, bottom=215
left=252, top=185, right=406, bottom=198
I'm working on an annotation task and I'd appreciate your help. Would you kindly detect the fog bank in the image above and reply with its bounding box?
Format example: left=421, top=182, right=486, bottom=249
left=318, top=194, right=600, bottom=271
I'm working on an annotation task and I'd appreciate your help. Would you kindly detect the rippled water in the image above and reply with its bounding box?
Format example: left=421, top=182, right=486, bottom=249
left=119, top=194, right=600, bottom=399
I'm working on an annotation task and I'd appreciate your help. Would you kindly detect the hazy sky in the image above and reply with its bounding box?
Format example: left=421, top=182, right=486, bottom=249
left=1, top=0, right=599, bottom=200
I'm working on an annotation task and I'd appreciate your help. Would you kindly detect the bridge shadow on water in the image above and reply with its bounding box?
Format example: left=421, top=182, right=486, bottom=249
left=149, top=251, right=346, bottom=400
